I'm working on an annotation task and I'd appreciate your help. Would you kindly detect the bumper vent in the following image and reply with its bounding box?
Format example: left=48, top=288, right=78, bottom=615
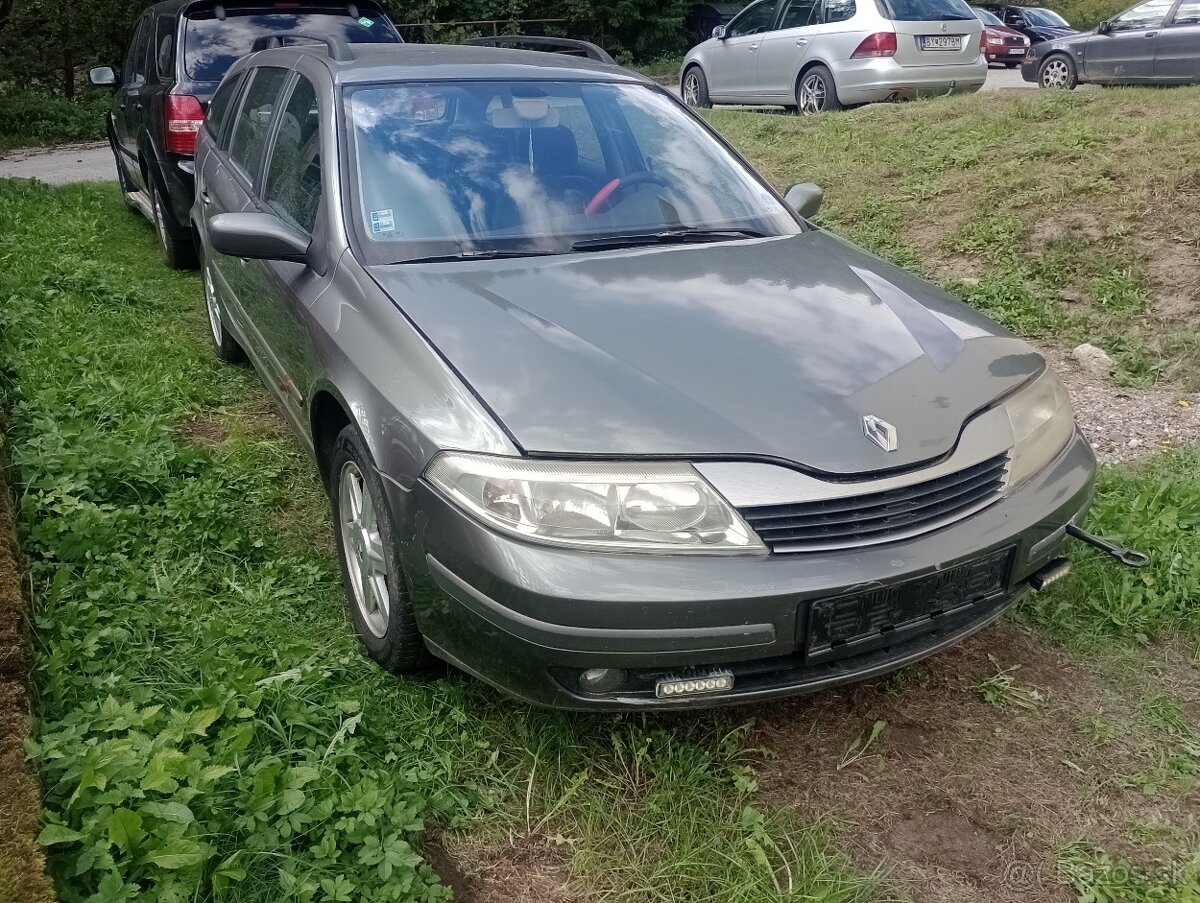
left=740, top=452, right=1010, bottom=553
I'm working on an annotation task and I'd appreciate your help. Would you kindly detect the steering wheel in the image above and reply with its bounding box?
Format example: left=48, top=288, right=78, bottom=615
left=584, top=172, right=672, bottom=216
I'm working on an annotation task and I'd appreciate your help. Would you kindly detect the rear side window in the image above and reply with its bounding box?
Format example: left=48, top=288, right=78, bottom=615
left=227, top=66, right=289, bottom=181
left=206, top=71, right=246, bottom=146
left=263, top=75, right=322, bottom=233
left=182, top=12, right=400, bottom=83
left=122, top=16, right=148, bottom=85
left=155, top=16, right=175, bottom=80
left=877, top=0, right=977, bottom=19
left=824, top=0, right=858, bottom=22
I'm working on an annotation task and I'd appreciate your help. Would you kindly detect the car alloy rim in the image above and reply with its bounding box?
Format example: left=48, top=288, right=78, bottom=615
left=203, top=265, right=224, bottom=344
left=153, top=185, right=168, bottom=248
left=683, top=73, right=699, bottom=106
left=338, top=461, right=390, bottom=639
left=799, top=74, right=826, bottom=114
left=1042, top=59, right=1069, bottom=88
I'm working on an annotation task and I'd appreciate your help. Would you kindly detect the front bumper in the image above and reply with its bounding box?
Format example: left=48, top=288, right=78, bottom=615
left=829, top=58, right=987, bottom=104
left=394, top=431, right=1095, bottom=710
left=1020, top=58, right=1042, bottom=82
left=986, top=47, right=1029, bottom=63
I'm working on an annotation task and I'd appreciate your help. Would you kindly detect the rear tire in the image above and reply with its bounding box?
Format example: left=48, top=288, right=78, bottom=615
left=329, top=427, right=429, bottom=675
left=1038, top=53, right=1077, bottom=89
left=796, top=65, right=843, bottom=115
left=682, top=66, right=711, bottom=108
left=149, top=177, right=198, bottom=270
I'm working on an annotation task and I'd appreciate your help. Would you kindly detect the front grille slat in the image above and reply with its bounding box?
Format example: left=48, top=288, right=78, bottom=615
left=741, top=452, right=1009, bottom=553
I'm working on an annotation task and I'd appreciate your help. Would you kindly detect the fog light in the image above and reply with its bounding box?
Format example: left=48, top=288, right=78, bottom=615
left=655, top=670, right=734, bottom=699
left=1030, top=559, right=1071, bottom=591
left=578, top=668, right=627, bottom=694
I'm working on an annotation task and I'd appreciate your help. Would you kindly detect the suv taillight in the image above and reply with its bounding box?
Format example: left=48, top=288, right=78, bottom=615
left=850, top=32, right=898, bottom=59
left=164, top=94, right=205, bottom=155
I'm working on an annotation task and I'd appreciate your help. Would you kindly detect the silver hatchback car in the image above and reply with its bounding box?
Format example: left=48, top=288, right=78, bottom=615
left=682, top=0, right=987, bottom=113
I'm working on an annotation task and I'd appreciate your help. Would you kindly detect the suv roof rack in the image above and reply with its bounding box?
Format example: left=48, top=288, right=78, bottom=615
left=461, top=35, right=615, bottom=65
left=250, top=32, right=355, bottom=61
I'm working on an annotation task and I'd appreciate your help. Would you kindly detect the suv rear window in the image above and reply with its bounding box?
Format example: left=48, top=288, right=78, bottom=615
left=877, top=0, right=977, bottom=19
left=183, top=11, right=400, bottom=82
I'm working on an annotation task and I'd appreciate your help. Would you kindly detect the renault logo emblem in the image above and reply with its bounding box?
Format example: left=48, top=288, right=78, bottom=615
left=863, top=415, right=899, bottom=453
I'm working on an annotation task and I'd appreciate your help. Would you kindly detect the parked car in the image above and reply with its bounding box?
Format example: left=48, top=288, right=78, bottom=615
left=194, top=39, right=1094, bottom=710
left=979, top=4, right=1077, bottom=42
left=88, top=0, right=401, bottom=268
left=680, top=0, right=987, bottom=114
left=1023, top=0, right=1200, bottom=87
left=972, top=6, right=1031, bottom=65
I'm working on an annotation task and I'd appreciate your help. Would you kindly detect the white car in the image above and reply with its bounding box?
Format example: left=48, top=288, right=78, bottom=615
left=682, top=0, right=987, bottom=113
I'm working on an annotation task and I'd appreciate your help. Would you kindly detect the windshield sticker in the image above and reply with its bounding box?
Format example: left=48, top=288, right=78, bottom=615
left=358, top=16, right=375, bottom=26
left=369, top=209, right=395, bottom=235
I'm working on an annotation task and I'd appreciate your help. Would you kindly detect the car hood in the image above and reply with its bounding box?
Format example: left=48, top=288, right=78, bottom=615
left=987, top=23, right=1028, bottom=38
left=370, top=232, right=1042, bottom=475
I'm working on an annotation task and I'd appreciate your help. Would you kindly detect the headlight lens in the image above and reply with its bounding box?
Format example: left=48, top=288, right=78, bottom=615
left=1004, top=369, right=1076, bottom=488
left=424, top=452, right=765, bottom=554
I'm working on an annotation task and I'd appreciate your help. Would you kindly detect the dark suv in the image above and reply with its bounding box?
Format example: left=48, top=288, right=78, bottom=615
left=89, top=1, right=400, bottom=267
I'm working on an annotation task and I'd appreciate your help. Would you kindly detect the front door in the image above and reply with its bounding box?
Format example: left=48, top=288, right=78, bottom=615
left=1155, top=0, right=1200, bottom=80
left=756, top=0, right=823, bottom=99
left=114, top=15, right=150, bottom=181
left=1084, top=0, right=1174, bottom=81
left=706, top=0, right=780, bottom=100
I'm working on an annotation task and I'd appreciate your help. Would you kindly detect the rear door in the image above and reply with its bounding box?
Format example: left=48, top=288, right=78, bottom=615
left=756, top=0, right=824, bottom=98
left=706, top=0, right=780, bottom=99
left=884, top=0, right=984, bottom=67
left=1084, top=0, right=1174, bottom=81
left=1155, top=0, right=1200, bottom=80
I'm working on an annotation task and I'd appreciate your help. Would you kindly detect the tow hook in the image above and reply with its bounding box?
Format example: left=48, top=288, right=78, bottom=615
left=1066, top=524, right=1151, bottom=568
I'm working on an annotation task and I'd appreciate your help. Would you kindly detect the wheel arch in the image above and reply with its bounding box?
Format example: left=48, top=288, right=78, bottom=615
left=309, top=385, right=356, bottom=487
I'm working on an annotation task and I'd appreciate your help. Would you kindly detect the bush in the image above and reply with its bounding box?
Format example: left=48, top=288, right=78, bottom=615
left=0, top=90, right=108, bottom=149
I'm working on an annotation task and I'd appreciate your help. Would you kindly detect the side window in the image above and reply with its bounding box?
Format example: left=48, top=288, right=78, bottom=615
left=206, top=72, right=246, bottom=147
left=227, top=66, right=289, bottom=182
left=122, top=17, right=148, bottom=86
left=780, top=0, right=821, bottom=28
left=824, top=0, right=857, bottom=22
left=155, top=16, right=175, bottom=80
left=1170, top=0, right=1200, bottom=23
left=1109, top=0, right=1173, bottom=29
left=263, top=76, right=322, bottom=234
left=729, top=1, right=778, bottom=36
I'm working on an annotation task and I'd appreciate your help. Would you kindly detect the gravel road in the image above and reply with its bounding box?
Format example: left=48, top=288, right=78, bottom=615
left=0, top=141, right=112, bottom=185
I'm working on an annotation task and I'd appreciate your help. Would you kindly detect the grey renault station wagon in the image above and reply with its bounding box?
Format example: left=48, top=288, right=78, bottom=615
left=192, top=38, right=1094, bottom=710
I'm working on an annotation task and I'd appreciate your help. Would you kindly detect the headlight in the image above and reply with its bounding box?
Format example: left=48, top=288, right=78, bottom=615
left=1004, top=369, right=1076, bottom=488
left=424, top=452, right=765, bottom=554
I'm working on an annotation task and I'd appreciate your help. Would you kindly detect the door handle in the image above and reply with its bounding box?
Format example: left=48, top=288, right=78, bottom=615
left=797, top=38, right=809, bottom=44
left=1144, top=30, right=1157, bottom=36
left=749, top=42, right=759, bottom=51
left=200, top=190, right=212, bottom=206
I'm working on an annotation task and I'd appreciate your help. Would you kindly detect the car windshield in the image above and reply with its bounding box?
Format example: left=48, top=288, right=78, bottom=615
left=973, top=7, right=1005, bottom=24
left=345, top=80, right=802, bottom=263
left=879, top=0, right=978, bottom=21
left=1022, top=7, right=1071, bottom=25
left=183, top=13, right=400, bottom=82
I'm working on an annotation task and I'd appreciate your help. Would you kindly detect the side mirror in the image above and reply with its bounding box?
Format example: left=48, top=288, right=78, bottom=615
left=1097, top=20, right=1111, bottom=32
left=784, top=182, right=824, bottom=219
left=89, top=66, right=117, bottom=88
left=712, top=25, right=727, bottom=39
left=209, top=213, right=311, bottom=264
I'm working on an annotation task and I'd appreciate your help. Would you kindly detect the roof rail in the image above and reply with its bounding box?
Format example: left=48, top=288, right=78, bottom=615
left=250, top=33, right=354, bottom=62
left=461, top=35, right=615, bottom=65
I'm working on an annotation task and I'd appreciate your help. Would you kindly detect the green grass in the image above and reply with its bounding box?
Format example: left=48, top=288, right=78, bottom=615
left=0, top=90, right=108, bottom=151
left=705, top=87, right=1200, bottom=389
left=0, top=181, right=878, bottom=902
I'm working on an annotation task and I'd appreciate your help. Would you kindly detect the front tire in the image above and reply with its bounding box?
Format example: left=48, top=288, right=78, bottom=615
left=796, top=65, right=843, bottom=115
left=329, top=428, right=429, bottom=675
left=1038, top=54, right=1077, bottom=89
left=149, top=177, right=198, bottom=269
left=682, top=66, right=711, bottom=108
left=201, top=254, right=246, bottom=364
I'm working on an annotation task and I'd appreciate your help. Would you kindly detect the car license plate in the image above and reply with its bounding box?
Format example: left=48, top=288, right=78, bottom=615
left=804, top=548, right=1013, bottom=662
left=1009, top=47, right=1026, bottom=54
left=920, top=34, right=963, bottom=50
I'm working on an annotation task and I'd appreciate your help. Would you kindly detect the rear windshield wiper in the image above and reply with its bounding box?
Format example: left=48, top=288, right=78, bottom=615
left=571, top=227, right=768, bottom=252
left=398, top=248, right=564, bottom=264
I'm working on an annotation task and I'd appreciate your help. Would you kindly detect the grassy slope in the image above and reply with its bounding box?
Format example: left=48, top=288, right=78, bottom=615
left=0, top=181, right=875, bottom=903
left=706, top=87, right=1200, bottom=388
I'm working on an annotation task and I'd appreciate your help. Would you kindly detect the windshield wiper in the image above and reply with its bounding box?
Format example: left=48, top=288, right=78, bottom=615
left=398, top=248, right=564, bottom=264
left=571, top=227, right=768, bottom=253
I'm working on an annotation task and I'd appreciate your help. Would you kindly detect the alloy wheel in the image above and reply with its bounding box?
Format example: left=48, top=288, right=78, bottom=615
left=152, top=184, right=169, bottom=249
left=683, top=73, right=700, bottom=106
left=798, top=73, right=826, bottom=114
left=1041, top=58, right=1071, bottom=88
left=203, top=265, right=223, bottom=345
left=338, top=461, right=390, bottom=639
